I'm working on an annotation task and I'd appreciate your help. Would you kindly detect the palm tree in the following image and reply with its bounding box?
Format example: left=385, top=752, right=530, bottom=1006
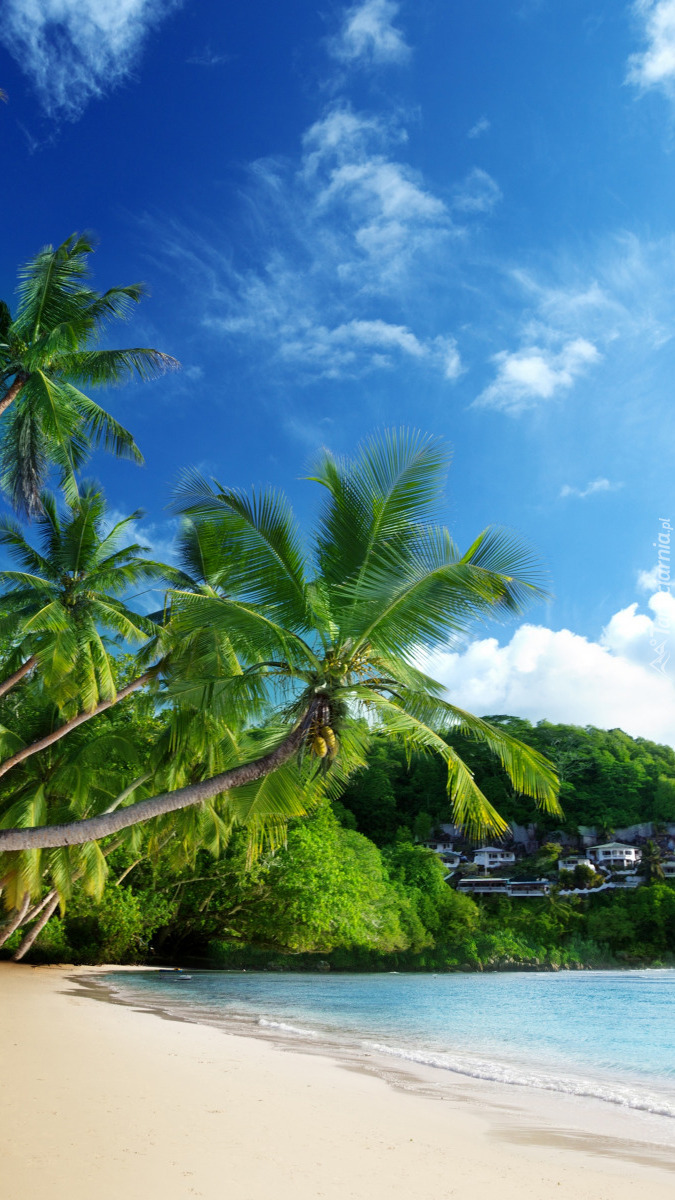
left=0, top=714, right=151, bottom=955
left=641, top=839, right=664, bottom=884
left=0, top=430, right=561, bottom=851
left=0, top=692, right=324, bottom=956
left=0, top=233, right=178, bottom=514
left=0, top=483, right=178, bottom=774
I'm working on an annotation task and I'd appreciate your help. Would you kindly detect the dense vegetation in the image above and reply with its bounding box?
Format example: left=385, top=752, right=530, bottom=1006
left=3, top=720, right=674, bottom=970
left=339, top=720, right=675, bottom=842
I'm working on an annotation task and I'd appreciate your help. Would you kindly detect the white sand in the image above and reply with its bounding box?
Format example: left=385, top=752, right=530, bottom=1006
left=1, top=963, right=673, bottom=1200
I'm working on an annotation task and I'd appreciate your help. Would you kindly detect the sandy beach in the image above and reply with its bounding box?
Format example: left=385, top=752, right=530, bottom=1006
left=1, top=963, right=674, bottom=1200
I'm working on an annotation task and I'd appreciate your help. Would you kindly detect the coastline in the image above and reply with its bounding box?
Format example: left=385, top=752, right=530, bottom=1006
left=2, top=963, right=674, bottom=1200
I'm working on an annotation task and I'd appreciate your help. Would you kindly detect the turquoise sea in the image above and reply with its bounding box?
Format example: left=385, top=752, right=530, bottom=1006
left=104, top=969, right=675, bottom=1118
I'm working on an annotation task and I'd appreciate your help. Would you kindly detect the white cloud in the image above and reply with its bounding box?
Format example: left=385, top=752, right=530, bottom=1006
left=329, top=0, right=411, bottom=66
left=425, top=591, right=675, bottom=747
left=275, top=319, right=462, bottom=379
left=559, top=478, right=623, bottom=499
left=451, top=167, right=502, bottom=213
left=475, top=337, right=600, bottom=414
left=638, top=564, right=664, bottom=591
left=471, top=232, right=675, bottom=420
left=627, top=1, right=675, bottom=96
left=467, top=116, right=491, bottom=139
left=159, top=101, right=479, bottom=382
left=301, top=107, right=448, bottom=280
left=520, top=234, right=675, bottom=348
left=1, top=0, right=178, bottom=118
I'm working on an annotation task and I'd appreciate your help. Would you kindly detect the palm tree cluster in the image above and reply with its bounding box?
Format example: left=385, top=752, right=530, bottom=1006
left=0, top=236, right=561, bottom=960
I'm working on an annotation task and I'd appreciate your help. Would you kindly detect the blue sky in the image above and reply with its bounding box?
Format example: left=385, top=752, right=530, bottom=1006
left=2, top=0, right=675, bottom=742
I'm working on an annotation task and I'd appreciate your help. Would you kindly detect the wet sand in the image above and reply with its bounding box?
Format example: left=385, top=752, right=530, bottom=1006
left=1, top=962, right=673, bottom=1200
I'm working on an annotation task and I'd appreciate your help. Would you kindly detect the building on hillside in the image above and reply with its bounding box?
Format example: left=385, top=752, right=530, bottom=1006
left=423, top=829, right=462, bottom=871
left=588, top=843, right=641, bottom=871
left=456, top=877, right=510, bottom=895
left=425, top=844, right=461, bottom=870
left=456, top=878, right=550, bottom=898
left=507, top=879, right=551, bottom=897
left=662, top=858, right=675, bottom=879
left=473, top=847, right=516, bottom=871
left=558, top=854, right=594, bottom=873
left=425, top=831, right=454, bottom=853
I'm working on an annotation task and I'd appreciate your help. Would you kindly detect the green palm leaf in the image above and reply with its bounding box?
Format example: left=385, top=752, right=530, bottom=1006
left=1, top=234, right=177, bottom=512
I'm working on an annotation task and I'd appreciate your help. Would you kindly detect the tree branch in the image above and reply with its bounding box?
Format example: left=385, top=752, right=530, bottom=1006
left=0, top=704, right=317, bottom=850
left=0, top=669, right=156, bottom=780
left=0, top=656, right=38, bottom=700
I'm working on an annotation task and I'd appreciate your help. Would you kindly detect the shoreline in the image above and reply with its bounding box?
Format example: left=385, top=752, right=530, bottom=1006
left=2, top=963, right=674, bottom=1200
left=89, top=965, right=675, bottom=1122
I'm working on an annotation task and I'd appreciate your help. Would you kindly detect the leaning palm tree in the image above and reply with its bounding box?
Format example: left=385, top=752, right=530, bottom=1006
left=0, top=694, right=326, bottom=956
left=0, top=430, right=561, bottom=852
left=0, top=233, right=178, bottom=514
left=0, top=483, right=178, bottom=776
left=0, top=721, right=143, bottom=952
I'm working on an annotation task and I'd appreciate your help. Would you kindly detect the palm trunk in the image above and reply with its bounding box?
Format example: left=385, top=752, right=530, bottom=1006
left=0, top=704, right=317, bottom=851
left=12, top=891, right=60, bottom=961
left=0, top=655, right=38, bottom=700
left=0, top=670, right=155, bottom=781
left=0, top=892, right=31, bottom=948
left=0, top=833, right=129, bottom=951
left=0, top=375, right=27, bottom=418
left=22, top=887, right=58, bottom=926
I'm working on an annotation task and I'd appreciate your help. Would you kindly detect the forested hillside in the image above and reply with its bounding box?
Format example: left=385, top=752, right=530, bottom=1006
left=4, top=714, right=675, bottom=972
left=338, top=718, right=675, bottom=843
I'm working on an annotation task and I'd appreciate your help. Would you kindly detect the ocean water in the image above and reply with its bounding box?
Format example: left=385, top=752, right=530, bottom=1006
left=103, top=968, right=675, bottom=1118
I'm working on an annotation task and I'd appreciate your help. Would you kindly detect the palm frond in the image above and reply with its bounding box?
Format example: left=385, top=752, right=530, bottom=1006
left=400, top=692, right=561, bottom=815
left=172, top=471, right=309, bottom=627
left=310, top=428, right=448, bottom=586
left=169, top=590, right=319, bottom=670
left=13, top=234, right=96, bottom=341
left=342, top=525, right=547, bottom=655
left=61, top=348, right=178, bottom=386
left=65, top=385, right=143, bottom=463
left=354, top=690, right=510, bottom=840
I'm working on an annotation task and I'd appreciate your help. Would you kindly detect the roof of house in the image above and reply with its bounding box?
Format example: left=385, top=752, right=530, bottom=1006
left=589, top=842, right=639, bottom=851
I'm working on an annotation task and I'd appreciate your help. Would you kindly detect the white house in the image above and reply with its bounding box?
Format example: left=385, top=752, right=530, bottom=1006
left=558, top=855, right=594, bottom=873
left=456, top=878, right=550, bottom=898
left=425, top=842, right=461, bottom=869
left=662, top=858, right=675, bottom=879
left=507, top=879, right=551, bottom=897
left=457, top=877, right=510, bottom=895
left=588, top=843, right=641, bottom=871
left=425, top=834, right=454, bottom=853
left=473, top=847, right=516, bottom=870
